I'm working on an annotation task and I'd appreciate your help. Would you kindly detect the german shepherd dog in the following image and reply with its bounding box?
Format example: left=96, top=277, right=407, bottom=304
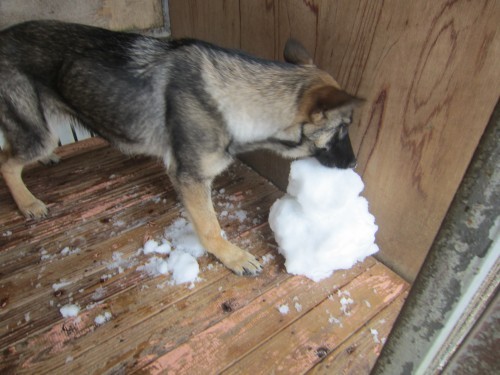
left=0, top=21, right=359, bottom=275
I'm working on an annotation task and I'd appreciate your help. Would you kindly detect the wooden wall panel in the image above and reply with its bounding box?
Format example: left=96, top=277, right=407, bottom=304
left=0, top=0, right=165, bottom=31
left=169, top=0, right=240, bottom=47
left=169, top=0, right=500, bottom=281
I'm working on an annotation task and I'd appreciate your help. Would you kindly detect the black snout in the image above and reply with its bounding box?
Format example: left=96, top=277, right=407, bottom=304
left=314, top=133, right=357, bottom=169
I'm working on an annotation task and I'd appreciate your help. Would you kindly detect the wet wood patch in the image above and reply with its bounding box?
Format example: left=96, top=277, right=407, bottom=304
left=0, top=140, right=408, bottom=374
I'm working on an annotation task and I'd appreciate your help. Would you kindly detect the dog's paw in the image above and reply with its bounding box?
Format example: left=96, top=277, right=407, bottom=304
left=40, top=153, right=61, bottom=166
left=20, top=199, right=48, bottom=219
left=224, top=247, right=262, bottom=276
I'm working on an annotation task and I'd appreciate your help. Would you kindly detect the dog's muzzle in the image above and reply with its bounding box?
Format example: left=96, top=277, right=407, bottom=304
left=314, top=132, right=357, bottom=169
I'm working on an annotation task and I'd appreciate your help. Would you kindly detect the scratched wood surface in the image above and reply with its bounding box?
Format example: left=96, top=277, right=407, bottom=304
left=0, top=140, right=408, bottom=374
left=170, top=0, right=500, bottom=281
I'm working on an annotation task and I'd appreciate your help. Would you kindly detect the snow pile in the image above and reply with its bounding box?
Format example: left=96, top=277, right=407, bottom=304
left=135, top=218, right=203, bottom=285
left=60, top=304, right=80, bottom=318
left=167, top=250, right=200, bottom=284
left=164, top=218, right=205, bottom=258
left=269, top=158, right=379, bottom=282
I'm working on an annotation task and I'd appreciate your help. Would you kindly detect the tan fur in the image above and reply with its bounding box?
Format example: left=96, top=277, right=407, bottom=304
left=177, top=180, right=261, bottom=275
left=298, top=83, right=358, bottom=125
left=0, top=158, right=48, bottom=218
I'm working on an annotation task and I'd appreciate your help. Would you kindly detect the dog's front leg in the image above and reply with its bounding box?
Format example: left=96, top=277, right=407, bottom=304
left=176, top=180, right=262, bottom=276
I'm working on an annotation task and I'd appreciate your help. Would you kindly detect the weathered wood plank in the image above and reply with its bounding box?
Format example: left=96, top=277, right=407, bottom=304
left=0, top=144, right=282, bottom=371
left=307, top=292, right=408, bottom=375
left=3, top=226, right=277, bottom=375
left=137, top=260, right=377, bottom=374
left=223, top=263, right=409, bottom=374
left=1, top=141, right=408, bottom=374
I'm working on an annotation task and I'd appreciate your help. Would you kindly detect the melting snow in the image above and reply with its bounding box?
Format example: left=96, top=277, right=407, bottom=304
left=278, top=304, right=290, bottom=315
left=269, top=158, right=379, bottom=282
left=60, top=304, right=80, bottom=318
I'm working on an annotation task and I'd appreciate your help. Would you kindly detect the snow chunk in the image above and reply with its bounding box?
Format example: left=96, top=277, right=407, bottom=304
left=164, top=218, right=205, bottom=258
left=142, top=239, right=172, bottom=255
left=278, top=304, right=290, bottom=315
left=52, top=280, right=72, bottom=291
left=61, top=247, right=80, bottom=256
left=269, top=158, right=379, bottom=282
left=137, top=256, right=169, bottom=277
left=167, top=250, right=200, bottom=285
left=60, top=304, right=80, bottom=318
left=143, top=239, right=159, bottom=254
left=94, top=311, right=112, bottom=325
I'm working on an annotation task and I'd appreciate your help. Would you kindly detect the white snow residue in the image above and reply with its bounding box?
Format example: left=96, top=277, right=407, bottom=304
left=60, top=304, right=80, bottom=318
left=40, top=248, right=55, bottom=261
left=61, top=247, right=80, bottom=256
left=167, top=251, right=200, bottom=285
left=113, top=220, right=126, bottom=227
left=137, top=256, right=169, bottom=277
left=66, top=356, right=74, bottom=363
left=262, top=253, right=275, bottom=265
left=25, top=312, right=31, bottom=322
left=294, top=302, right=303, bottom=312
left=269, top=158, right=379, bottom=282
left=141, top=239, right=172, bottom=255
left=2, top=230, right=12, bottom=237
left=340, top=296, right=354, bottom=316
left=143, top=239, right=159, bottom=254
left=370, top=328, right=381, bottom=344
left=278, top=304, right=290, bottom=315
left=132, top=218, right=203, bottom=285
left=52, top=280, right=72, bottom=291
left=94, top=311, right=112, bottom=325
left=232, top=210, right=248, bottom=223
left=155, top=242, right=172, bottom=254
left=326, top=309, right=343, bottom=326
left=106, top=251, right=137, bottom=273
left=164, top=218, right=205, bottom=258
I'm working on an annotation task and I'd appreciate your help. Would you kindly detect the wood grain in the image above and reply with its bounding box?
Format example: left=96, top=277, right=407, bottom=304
left=169, top=0, right=500, bottom=281
left=307, top=291, right=409, bottom=375
left=223, top=263, right=408, bottom=374
left=0, top=142, right=408, bottom=374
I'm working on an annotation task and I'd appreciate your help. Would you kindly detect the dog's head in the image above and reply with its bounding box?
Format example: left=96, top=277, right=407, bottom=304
left=283, top=39, right=362, bottom=169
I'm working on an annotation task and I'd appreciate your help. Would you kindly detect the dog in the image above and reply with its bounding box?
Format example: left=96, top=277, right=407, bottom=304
left=0, top=21, right=360, bottom=275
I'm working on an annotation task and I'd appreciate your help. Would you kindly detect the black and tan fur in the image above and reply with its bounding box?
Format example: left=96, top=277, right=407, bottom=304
left=0, top=21, right=360, bottom=275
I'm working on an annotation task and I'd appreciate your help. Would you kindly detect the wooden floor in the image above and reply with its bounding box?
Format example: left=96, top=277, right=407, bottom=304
left=0, top=139, right=409, bottom=374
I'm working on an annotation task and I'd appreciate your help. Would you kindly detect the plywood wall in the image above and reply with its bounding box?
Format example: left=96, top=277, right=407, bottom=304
left=169, top=0, right=499, bottom=281
left=0, top=0, right=166, bottom=31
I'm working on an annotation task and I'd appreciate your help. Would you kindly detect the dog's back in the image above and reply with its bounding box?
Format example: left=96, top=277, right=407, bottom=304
left=0, top=21, right=145, bottom=83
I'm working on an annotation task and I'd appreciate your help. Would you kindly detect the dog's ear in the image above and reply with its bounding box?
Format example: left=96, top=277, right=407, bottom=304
left=299, top=85, right=363, bottom=124
left=284, top=39, right=314, bottom=66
